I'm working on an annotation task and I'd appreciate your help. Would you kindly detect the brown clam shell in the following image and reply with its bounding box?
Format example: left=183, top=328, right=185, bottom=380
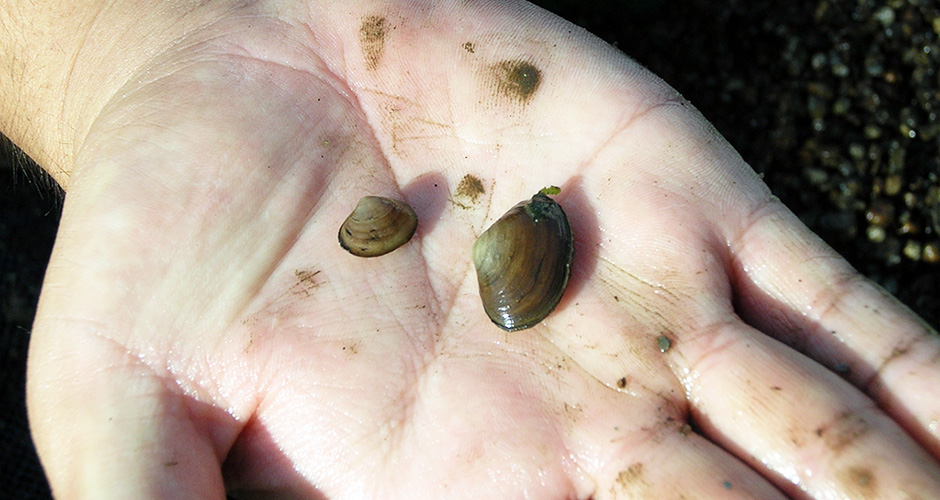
left=472, top=190, right=573, bottom=331
left=339, top=196, right=418, bottom=257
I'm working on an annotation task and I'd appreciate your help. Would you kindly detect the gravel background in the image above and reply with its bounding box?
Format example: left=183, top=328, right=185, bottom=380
left=2, top=1, right=938, bottom=497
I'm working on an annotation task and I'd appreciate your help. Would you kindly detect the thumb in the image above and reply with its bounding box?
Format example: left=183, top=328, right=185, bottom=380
left=27, top=321, right=229, bottom=499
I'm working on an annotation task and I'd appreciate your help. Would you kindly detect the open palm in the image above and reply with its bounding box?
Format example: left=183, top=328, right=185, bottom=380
left=26, top=1, right=940, bottom=499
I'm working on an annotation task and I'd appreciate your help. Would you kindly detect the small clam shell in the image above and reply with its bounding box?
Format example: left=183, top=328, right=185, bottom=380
left=339, top=196, right=418, bottom=257
left=472, top=189, right=573, bottom=331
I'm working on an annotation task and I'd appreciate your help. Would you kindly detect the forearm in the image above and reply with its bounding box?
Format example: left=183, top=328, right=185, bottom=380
left=0, top=0, right=223, bottom=189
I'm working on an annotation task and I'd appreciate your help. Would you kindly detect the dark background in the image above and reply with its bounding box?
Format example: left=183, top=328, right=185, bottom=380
left=3, top=1, right=938, bottom=497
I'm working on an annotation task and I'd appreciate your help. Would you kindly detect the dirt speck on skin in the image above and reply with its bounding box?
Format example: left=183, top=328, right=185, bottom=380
left=360, top=15, right=388, bottom=70
left=490, top=60, right=541, bottom=103
left=614, top=462, right=651, bottom=495
left=837, top=466, right=878, bottom=499
left=455, top=174, right=485, bottom=206
left=464, top=41, right=476, bottom=53
left=291, top=268, right=323, bottom=297
left=815, top=411, right=871, bottom=452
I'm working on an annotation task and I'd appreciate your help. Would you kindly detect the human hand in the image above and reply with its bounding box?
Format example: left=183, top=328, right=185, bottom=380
left=10, top=0, right=940, bottom=498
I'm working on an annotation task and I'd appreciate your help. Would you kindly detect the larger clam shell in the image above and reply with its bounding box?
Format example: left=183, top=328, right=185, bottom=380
left=472, top=189, right=574, bottom=331
left=339, top=196, right=418, bottom=257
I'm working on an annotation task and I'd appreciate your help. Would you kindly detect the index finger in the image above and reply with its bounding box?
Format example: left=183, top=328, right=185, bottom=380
left=727, top=197, right=940, bottom=457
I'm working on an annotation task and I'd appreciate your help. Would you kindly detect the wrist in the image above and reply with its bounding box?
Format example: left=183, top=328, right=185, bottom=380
left=0, top=0, right=229, bottom=189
